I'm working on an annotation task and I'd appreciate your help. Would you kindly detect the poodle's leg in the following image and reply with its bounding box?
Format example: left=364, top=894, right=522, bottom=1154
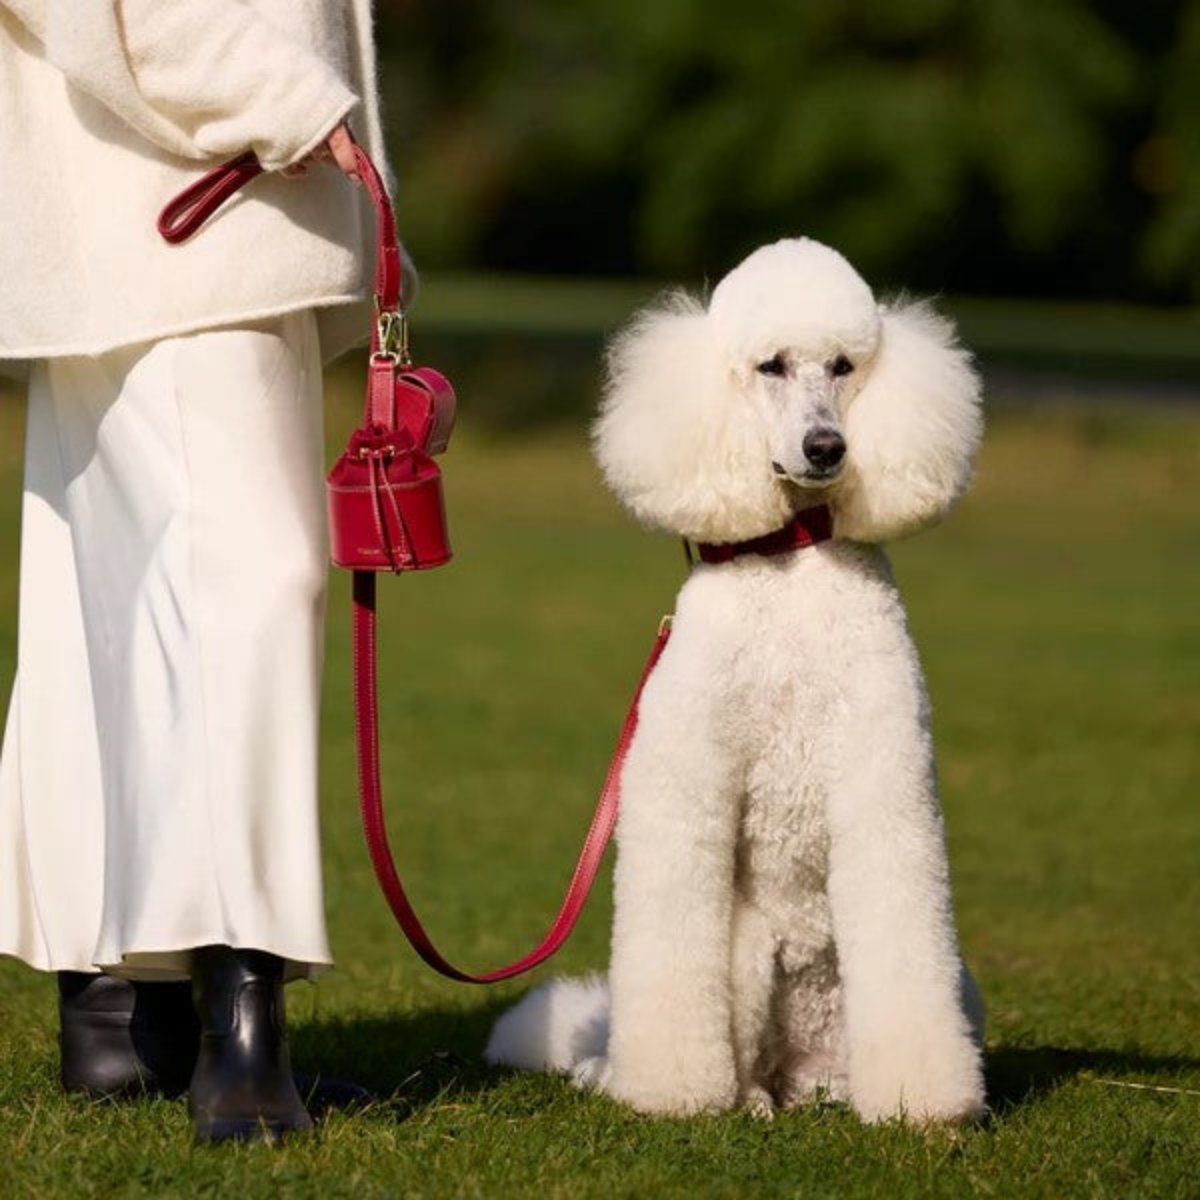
left=824, top=624, right=985, bottom=1125
left=774, top=944, right=848, bottom=1109
left=602, top=659, right=742, bottom=1116
left=730, top=899, right=778, bottom=1115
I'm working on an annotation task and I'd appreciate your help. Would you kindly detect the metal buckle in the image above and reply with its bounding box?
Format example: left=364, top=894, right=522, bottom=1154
left=373, top=309, right=411, bottom=366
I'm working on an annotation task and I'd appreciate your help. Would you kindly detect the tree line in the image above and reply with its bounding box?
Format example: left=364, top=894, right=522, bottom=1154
left=376, top=0, right=1200, bottom=302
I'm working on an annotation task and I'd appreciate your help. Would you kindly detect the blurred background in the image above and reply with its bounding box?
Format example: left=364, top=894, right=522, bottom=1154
left=368, top=0, right=1200, bottom=423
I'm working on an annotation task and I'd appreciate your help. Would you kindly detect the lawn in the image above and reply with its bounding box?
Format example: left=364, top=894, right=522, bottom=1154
left=0, top=376, right=1197, bottom=1198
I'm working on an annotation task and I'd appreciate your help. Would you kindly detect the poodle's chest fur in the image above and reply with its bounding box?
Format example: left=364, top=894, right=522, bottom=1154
left=648, top=538, right=919, bottom=938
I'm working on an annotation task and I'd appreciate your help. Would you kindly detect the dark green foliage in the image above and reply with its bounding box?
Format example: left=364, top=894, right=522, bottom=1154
left=375, top=0, right=1200, bottom=301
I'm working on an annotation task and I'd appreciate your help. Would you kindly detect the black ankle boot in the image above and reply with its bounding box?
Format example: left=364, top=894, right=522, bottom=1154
left=58, top=972, right=199, bottom=1098
left=188, top=945, right=312, bottom=1144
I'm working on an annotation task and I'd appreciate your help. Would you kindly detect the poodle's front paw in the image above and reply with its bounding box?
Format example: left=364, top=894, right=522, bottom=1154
left=740, top=1084, right=776, bottom=1120
left=849, top=1031, right=986, bottom=1126
left=607, top=1056, right=738, bottom=1117
left=777, top=1046, right=849, bottom=1110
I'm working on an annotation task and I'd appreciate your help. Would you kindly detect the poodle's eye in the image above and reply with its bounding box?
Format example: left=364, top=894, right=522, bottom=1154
left=829, top=354, right=855, bottom=378
left=756, top=354, right=787, bottom=377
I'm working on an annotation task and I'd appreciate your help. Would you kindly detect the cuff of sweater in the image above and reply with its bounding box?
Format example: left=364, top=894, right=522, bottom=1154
left=253, top=85, right=359, bottom=172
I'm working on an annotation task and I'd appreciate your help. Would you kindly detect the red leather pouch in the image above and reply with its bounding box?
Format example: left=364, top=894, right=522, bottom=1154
left=326, top=345, right=457, bottom=572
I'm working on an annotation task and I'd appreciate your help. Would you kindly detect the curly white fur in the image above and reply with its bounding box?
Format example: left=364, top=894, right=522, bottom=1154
left=486, top=238, right=986, bottom=1124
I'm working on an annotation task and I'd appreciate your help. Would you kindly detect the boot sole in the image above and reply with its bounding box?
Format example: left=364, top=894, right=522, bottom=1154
left=193, top=1113, right=314, bottom=1145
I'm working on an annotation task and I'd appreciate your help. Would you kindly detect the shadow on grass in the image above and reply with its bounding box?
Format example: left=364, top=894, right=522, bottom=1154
left=294, top=1007, right=1200, bottom=1125
left=986, top=1045, right=1200, bottom=1113
left=291, top=996, right=517, bottom=1121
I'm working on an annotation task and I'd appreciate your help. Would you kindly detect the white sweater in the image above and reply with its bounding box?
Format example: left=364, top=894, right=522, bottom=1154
left=0, top=0, right=394, bottom=368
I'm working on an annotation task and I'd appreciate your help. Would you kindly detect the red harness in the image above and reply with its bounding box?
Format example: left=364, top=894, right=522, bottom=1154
left=158, top=149, right=833, bottom=983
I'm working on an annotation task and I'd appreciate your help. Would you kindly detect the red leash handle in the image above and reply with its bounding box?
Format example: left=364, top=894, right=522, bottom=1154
left=157, top=150, right=264, bottom=244
left=349, top=146, right=402, bottom=323
left=156, top=140, right=402, bottom=349
left=354, top=570, right=670, bottom=984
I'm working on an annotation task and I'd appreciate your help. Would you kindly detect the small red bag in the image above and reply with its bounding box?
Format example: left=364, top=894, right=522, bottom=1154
left=325, top=361, right=457, bottom=572
left=323, top=149, right=457, bottom=573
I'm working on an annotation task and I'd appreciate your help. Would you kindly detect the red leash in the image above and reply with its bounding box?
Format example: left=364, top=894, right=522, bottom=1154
left=158, top=147, right=833, bottom=983
left=354, top=572, right=671, bottom=983
left=158, top=145, right=672, bottom=982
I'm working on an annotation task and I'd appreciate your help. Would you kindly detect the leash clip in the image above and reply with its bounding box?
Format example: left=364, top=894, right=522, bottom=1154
left=374, top=309, right=411, bottom=366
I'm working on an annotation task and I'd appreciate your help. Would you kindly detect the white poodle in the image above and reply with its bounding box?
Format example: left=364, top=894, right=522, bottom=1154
left=485, top=238, right=987, bottom=1124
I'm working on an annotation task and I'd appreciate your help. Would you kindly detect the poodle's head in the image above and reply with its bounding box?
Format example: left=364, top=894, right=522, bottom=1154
left=593, top=238, right=982, bottom=545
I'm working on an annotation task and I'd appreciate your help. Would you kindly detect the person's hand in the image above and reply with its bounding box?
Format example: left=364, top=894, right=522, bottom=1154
left=281, top=122, right=360, bottom=184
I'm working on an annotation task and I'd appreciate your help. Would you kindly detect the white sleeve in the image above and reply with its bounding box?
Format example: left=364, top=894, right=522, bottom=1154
left=7, top=0, right=358, bottom=170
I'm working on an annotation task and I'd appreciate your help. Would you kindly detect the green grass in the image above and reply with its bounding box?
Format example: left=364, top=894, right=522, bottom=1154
left=0, top=380, right=1197, bottom=1198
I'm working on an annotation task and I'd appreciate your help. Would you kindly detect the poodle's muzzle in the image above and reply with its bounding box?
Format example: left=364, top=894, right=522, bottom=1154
left=762, top=360, right=848, bottom=489
left=771, top=426, right=846, bottom=488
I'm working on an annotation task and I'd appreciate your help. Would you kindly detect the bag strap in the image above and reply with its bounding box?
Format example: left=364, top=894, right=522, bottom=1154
left=353, top=571, right=671, bottom=982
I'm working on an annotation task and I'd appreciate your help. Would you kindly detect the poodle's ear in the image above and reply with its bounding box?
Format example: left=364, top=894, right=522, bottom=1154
left=832, top=300, right=983, bottom=543
left=593, top=292, right=792, bottom=543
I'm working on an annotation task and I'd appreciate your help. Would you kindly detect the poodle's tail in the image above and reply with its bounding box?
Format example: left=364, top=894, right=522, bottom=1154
left=484, top=974, right=610, bottom=1074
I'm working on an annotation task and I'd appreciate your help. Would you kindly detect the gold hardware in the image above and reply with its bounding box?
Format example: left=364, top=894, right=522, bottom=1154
left=375, top=309, right=411, bottom=366
left=397, top=311, right=411, bottom=365
left=658, top=614, right=674, bottom=636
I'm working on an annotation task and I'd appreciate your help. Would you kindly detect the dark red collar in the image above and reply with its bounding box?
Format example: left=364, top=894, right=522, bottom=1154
left=696, top=505, right=833, bottom=565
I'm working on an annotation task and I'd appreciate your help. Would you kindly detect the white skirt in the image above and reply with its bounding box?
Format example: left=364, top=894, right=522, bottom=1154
left=0, top=312, right=332, bottom=980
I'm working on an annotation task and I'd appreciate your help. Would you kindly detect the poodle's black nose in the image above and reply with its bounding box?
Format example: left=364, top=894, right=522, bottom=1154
left=803, top=428, right=846, bottom=471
